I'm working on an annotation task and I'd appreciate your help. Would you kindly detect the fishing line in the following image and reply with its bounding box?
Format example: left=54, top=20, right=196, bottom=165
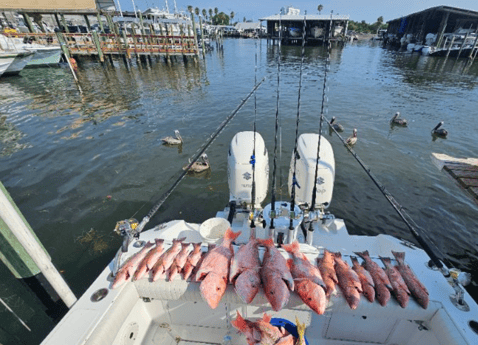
left=270, top=14, right=282, bottom=231
left=310, top=13, right=333, bottom=212
left=289, top=15, right=308, bottom=231
left=133, top=77, right=266, bottom=233
left=250, top=39, right=258, bottom=229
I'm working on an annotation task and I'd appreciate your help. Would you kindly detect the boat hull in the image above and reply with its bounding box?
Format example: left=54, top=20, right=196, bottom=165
left=26, top=47, right=62, bottom=67
left=0, top=54, right=16, bottom=77
left=3, top=50, right=34, bottom=75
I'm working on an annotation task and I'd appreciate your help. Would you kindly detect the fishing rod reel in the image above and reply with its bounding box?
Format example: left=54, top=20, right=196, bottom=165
left=114, top=218, right=140, bottom=253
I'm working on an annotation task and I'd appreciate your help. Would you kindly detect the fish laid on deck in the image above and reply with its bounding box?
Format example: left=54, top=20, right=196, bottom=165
left=112, top=241, right=154, bottom=288
left=282, top=240, right=327, bottom=314
left=334, top=252, right=362, bottom=309
left=195, top=228, right=241, bottom=309
left=151, top=237, right=186, bottom=281
left=168, top=242, right=192, bottom=280
left=133, top=238, right=165, bottom=281
left=381, top=256, right=410, bottom=308
left=182, top=243, right=203, bottom=280
left=229, top=228, right=261, bottom=304
left=351, top=255, right=375, bottom=303
left=258, top=238, right=294, bottom=312
left=317, top=249, right=338, bottom=297
left=392, top=251, right=429, bottom=309
left=356, top=250, right=392, bottom=306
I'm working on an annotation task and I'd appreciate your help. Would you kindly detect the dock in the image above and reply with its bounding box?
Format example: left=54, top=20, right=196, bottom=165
left=432, top=153, right=478, bottom=203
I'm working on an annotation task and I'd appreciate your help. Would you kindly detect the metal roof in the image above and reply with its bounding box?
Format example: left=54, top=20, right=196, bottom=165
left=387, top=5, right=478, bottom=23
left=259, top=14, right=350, bottom=21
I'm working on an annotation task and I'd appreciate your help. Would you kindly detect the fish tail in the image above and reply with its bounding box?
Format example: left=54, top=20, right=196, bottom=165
left=231, top=311, right=248, bottom=331
left=155, top=238, right=164, bottom=246
left=333, top=252, right=342, bottom=259
left=282, top=240, right=300, bottom=254
left=380, top=256, right=391, bottom=266
left=262, top=313, right=272, bottom=323
left=350, top=255, right=358, bottom=264
left=391, top=251, right=405, bottom=263
left=354, top=250, right=369, bottom=259
left=181, top=243, right=190, bottom=249
left=174, top=237, right=187, bottom=244
left=257, top=237, right=274, bottom=247
left=224, top=228, right=241, bottom=241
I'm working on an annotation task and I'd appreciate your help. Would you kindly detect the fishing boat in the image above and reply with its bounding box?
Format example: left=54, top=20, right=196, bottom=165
left=2, top=50, right=34, bottom=75
left=0, top=35, right=61, bottom=67
left=40, top=125, right=478, bottom=344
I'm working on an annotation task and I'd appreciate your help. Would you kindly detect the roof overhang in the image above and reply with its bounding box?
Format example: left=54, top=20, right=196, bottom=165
left=387, top=5, right=478, bottom=23
left=260, top=14, right=349, bottom=21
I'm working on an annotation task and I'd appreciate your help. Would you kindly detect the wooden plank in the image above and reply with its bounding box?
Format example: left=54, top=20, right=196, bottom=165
left=444, top=164, right=478, bottom=172
left=457, top=178, right=478, bottom=188
left=469, top=187, right=478, bottom=199
left=445, top=169, right=478, bottom=179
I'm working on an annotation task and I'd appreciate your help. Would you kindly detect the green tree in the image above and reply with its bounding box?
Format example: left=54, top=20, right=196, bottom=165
left=214, top=7, right=218, bottom=16
left=187, top=5, right=193, bottom=14
left=213, top=12, right=229, bottom=25
left=243, top=16, right=246, bottom=22
left=209, top=8, right=213, bottom=19
left=195, top=7, right=200, bottom=18
left=202, top=9, right=207, bottom=20
left=230, top=11, right=235, bottom=25
left=318, top=4, right=323, bottom=15
left=377, top=16, right=384, bottom=25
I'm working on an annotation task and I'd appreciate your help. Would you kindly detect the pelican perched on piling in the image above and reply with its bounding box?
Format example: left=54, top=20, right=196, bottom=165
left=330, top=116, right=344, bottom=132
left=346, top=128, right=358, bottom=146
left=390, top=112, right=408, bottom=126
left=161, top=130, right=183, bottom=145
left=183, top=153, right=210, bottom=173
left=431, top=121, right=448, bottom=137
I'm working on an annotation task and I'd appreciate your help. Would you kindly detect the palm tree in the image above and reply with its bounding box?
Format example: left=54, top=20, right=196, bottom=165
left=187, top=5, right=193, bottom=14
left=230, top=11, right=235, bottom=25
left=214, top=7, right=218, bottom=16
left=202, top=9, right=207, bottom=20
left=318, top=4, right=324, bottom=15
left=195, top=7, right=200, bottom=18
left=209, top=8, right=213, bottom=19
left=377, top=16, right=384, bottom=25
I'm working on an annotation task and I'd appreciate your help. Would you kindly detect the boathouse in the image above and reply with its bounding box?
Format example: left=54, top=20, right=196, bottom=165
left=386, top=6, right=478, bottom=48
left=259, top=7, right=349, bottom=45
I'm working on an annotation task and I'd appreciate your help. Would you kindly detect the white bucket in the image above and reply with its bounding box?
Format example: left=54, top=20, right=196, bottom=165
left=199, top=217, right=230, bottom=242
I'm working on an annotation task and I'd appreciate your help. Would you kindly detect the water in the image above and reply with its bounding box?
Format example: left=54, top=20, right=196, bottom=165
left=1, top=39, right=478, bottom=344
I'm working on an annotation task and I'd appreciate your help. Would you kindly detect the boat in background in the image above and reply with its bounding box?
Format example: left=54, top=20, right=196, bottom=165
left=0, top=35, right=62, bottom=67
left=2, top=50, right=34, bottom=75
left=0, top=52, right=17, bottom=77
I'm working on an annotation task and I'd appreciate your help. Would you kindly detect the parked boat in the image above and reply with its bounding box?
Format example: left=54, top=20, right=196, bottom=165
left=0, top=52, right=16, bottom=77
left=40, top=128, right=478, bottom=345
left=2, top=50, right=34, bottom=75
left=289, top=27, right=302, bottom=37
left=0, top=35, right=61, bottom=67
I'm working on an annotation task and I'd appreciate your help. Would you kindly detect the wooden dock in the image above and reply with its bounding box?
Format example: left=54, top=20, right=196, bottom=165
left=432, top=153, right=478, bottom=203
left=8, top=30, right=199, bottom=63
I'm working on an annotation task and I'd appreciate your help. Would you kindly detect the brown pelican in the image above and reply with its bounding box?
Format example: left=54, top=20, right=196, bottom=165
left=183, top=153, right=210, bottom=173
left=345, top=128, right=358, bottom=146
left=432, top=121, right=447, bottom=137
left=391, top=112, right=408, bottom=126
left=330, top=116, right=344, bottom=132
left=161, top=130, right=183, bottom=145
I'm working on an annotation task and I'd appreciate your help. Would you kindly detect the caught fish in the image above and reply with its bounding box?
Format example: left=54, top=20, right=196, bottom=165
left=229, top=228, right=261, bottom=303
left=334, top=252, right=362, bottom=309
left=355, top=250, right=391, bottom=307
left=318, top=249, right=338, bottom=297
left=195, top=228, right=241, bottom=309
left=258, top=238, right=294, bottom=312
left=392, top=251, right=429, bottom=309
left=231, top=311, right=258, bottom=345
left=151, top=237, right=186, bottom=281
left=112, top=241, right=154, bottom=289
left=282, top=240, right=327, bottom=314
left=381, top=257, right=410, bottom=308
left=192, top=243, right=216, bottom=281
left=232, top=312, right=287, bottom=345
left=168, top=242, right=191, bottom=280
left=133, top=239, right=164, bottom=281
left=182, top=243, right=203, bottom=281
left=351, top=256, right=375, bottom=303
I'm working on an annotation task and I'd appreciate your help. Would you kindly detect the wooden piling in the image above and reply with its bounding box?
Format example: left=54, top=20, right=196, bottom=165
left=445, top=35, right=455, bottom=58
left=468, top=33, right=478, bottom=60
left=199, top=16, right=205, bottom=57
left=436, top=12, right=450, bottom=49
left=60, top=13, right=69, bottom=33
left=96, top=12, right=104, bottom=33
left=92, top=31, right=104, bottom=62
left=21, top=13, right=35, bottom=33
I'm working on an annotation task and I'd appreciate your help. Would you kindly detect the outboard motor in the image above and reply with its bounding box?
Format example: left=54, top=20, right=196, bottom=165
left=288, top=133, right=335, bottom=209
left=228, top=131, right=269, bottom=208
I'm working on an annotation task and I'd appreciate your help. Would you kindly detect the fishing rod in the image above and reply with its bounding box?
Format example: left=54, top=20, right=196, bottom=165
left=269, top=14, right=282, bottom=234
left=289, top=15, right=308, bottom=235
left=250, top=41, right=258, bottom=229
left=113, top=77, right=267, bottom=259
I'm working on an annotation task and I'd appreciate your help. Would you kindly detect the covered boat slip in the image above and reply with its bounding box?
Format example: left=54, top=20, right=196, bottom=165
left=41, top=218, right=478, bottom=345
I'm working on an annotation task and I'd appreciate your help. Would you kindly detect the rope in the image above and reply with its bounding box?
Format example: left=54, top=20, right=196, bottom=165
left=135, top=77, right=266, bottom=233
left=289, top=16, right=308, bottom=230
left=310, top=13, right=333, bottom=211
left=270, top=15, right=282, bottom=230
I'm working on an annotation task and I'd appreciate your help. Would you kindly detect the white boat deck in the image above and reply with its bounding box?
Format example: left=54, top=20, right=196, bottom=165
left=41, top=214, right=478, bottom=345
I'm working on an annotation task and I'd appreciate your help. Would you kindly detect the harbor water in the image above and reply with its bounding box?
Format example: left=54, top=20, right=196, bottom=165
left=1, top=39, right=478, bottom=344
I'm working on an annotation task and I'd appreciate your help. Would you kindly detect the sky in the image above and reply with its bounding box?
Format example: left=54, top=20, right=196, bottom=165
left=117, top=0, right=478, bottom=24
